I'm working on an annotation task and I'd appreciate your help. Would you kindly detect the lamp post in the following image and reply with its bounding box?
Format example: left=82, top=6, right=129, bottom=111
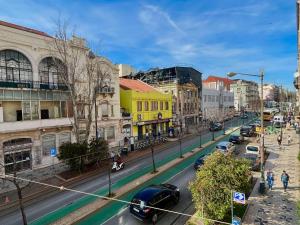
left=228, top=70, right=265, bottom=193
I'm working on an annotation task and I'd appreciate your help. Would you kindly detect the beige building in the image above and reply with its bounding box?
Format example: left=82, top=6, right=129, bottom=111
left=0, top=20, right=122, bottom=175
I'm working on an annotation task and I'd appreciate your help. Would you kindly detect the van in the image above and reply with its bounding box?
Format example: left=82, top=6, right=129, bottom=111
left=273, top=115, right=284, bottom=123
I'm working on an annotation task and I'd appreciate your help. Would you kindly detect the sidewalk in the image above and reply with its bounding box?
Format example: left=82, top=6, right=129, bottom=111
left=243, top=128, right=300, bottom=225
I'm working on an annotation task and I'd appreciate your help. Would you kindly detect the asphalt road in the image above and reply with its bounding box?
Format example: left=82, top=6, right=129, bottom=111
left=102, top=163, right=195, bottom=225
left=0, top=116, right=248, bottom=225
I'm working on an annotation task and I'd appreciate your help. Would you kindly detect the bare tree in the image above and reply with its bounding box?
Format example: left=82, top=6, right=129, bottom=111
left=0, top=156, right=30, bottom=225
left=48, top=19, right=109, bottom=143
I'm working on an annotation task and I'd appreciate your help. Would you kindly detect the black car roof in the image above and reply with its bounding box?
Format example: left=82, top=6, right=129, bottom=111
left=133, top=185, right=168, bottom=202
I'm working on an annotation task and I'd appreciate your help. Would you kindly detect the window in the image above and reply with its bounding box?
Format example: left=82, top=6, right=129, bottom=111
left=151, top=101, right=158, bottom=111
left=106, top=126, right=115, bottom=140
left=137, top=101, right=142, bottom=111
left=59, top=132, right=71, bottom=146
left=101, top=103, right=108, bottom=117
left=0, top=50, right=33, bottom=81
left=39, top=57, right=65, bottom=84
left=160, top=101, right=163, bottom=110
left=21, top=101, right=30, bottom=120
left=144, top=101, right=149, bottom=111
left=42, top=134, right=56, bottom=156
left=165, top=101, right=169, bottom=110
left=111, top=105, right=114, bottom=117
left=3, top=138, right=32, bottom=173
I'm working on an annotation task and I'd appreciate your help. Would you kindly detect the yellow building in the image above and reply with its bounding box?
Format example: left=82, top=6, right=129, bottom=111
left=120, top=78, right=172, bottom=139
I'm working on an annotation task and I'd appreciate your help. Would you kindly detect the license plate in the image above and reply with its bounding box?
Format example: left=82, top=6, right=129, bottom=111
left=133, top=208, right=139, bottom=213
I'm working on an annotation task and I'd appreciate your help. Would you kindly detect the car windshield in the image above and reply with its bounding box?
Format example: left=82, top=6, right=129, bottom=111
left=216, top=145, right=226, bottom=150
left=247, top=146, right=258, bottom=152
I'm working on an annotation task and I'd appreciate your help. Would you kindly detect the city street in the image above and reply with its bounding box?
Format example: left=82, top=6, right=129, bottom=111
left=0, top=117, right=250, bottom=225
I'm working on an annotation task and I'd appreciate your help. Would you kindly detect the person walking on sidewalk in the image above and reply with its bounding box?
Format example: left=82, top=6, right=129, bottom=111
left=287, top=135, right=292, bottom=146
left=277, top=135, right=282, bottom=148
left=281, top=170, right=290, bottom=192
left=266, top=170, right=274, bottom=190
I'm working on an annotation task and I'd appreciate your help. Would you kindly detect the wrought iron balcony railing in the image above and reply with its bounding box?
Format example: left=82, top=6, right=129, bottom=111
left=0, top=78, right=69, bottom=91
left=96, top=86, right=115, bottom=94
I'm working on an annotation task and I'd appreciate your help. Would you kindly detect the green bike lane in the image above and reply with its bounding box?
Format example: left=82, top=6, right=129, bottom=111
left=77, top=129, right=242, bottom=225
left=30, top=117, right=251, bottom=225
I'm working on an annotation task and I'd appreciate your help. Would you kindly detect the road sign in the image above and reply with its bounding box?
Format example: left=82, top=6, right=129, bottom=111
left=233, top=192, right=245, bottom=204
left=232, top=216, right=241, bottom=225
left=50, top=148, right=57, bottom=157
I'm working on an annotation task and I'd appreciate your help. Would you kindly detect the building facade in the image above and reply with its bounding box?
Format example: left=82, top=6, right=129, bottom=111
left=0, top=20, right=122, bottom=175
left=203, top=75, right=232, bottom=91
left=202, top=88, right=234, bottom=121
left=230, top=79, right=260, bottom=112
left=120, top=78, right=172, bottom=139
left=258, top=84, right=279, bottom=102
left=123, top=67, right=202, bottom=130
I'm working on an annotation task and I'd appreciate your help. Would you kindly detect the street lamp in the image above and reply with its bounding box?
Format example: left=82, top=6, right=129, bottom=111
left=227, top=71, right=265, bottom=193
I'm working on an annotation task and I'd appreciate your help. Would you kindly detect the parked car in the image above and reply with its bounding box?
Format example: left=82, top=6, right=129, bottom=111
left=215, top=141, right=235, bottom=154
left=229, top=134, right=244, bottom=144
left=240, top=114, right=249, bottom=119
left=246, top=143, right=260, bottom=155
left=240, top=126, right=254, bottom=137
left=243, top=153, right=260, bottom=171
left=194, top=156, right=205, bottom=170
left=129, top=184, right=180, bottom=223
left=209, top=122, right=223, bottom=131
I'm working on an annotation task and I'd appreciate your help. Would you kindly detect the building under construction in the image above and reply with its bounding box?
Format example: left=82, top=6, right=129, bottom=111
left=124, top=66, right=202, bottom=131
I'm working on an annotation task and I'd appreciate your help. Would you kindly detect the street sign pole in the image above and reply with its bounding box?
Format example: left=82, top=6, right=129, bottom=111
left=231, top=190, right=234, bottom=224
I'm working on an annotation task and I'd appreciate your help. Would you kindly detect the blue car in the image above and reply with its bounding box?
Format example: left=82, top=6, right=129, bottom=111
left=194, top=156, right=205, bottom=170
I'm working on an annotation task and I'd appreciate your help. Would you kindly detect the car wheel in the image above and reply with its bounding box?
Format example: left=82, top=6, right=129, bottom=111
left=152, top=213, right=158, bottom=224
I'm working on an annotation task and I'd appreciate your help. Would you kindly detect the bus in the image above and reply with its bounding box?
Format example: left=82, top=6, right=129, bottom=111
left=263, top=110, right=274, bottom=121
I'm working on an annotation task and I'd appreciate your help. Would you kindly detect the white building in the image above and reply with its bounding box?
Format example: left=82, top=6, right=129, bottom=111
left=0, top=20, right=122, bottom=175
left=118, top=64, right=137, bottom=77
left=202, top=87, right=234, bottom=121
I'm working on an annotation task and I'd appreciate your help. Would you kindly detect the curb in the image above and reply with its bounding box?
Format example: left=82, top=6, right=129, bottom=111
left=51, top=127, right=240, bottom=225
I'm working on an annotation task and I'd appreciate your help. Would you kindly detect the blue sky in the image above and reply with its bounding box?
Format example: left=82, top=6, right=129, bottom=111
left=0, top=0, right=297, bottom=88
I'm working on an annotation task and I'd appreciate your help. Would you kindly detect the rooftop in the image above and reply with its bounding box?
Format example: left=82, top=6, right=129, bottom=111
left=0, top=20, right=51, bottom=38
left=203, top=75, right=233, bottom=85
left=119, top=78, right=158, bottom=92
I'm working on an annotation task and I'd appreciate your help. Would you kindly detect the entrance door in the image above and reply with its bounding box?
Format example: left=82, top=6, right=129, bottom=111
left=41, top=109, right=49, bottom=119
left=152, top=124, right=157, bottom=136
left=16, top=110, right=22, bottom=121
left=138, top=125, right=143, bottom=140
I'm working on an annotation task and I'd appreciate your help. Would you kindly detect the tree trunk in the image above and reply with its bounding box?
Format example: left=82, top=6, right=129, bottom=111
left=15, top=181, right=27, bottom=225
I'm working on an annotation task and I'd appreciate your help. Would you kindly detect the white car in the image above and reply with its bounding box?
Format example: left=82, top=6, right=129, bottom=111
left=215, top=141, right=236, bottom=155
left=245, top=143, right=260, bottom=155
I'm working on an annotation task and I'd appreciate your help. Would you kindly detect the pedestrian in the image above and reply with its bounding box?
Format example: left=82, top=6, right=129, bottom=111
left=281, top=170, right=290, bottom=192
left=277, top=135, right=282, bottom=147
left=266, top=170, right=274, bottom=190
left=287, top=135, right=292, bottom=146
left=130, top=136, right=135, bottom=151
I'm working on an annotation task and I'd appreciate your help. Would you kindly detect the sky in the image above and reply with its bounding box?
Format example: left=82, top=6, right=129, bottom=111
left=0, top=0, right=297, bottom=89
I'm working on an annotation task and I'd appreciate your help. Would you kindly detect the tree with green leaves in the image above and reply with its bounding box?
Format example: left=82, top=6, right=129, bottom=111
left=189, top=151, right=251, bottom=224
left=58, top=142, right=88, bottom=172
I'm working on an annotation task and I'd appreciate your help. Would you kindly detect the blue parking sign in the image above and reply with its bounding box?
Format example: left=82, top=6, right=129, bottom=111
left=232, top=217, right=241, bottom=225
left=50, top=148, right=57, bottom=157
left=233, top=192, right=245, bottom=204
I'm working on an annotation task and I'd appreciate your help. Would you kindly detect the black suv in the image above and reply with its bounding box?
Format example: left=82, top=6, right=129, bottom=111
left=240, top=125, right=254, bottom=137
left=209, top=122, right=223, bottom=131
left=130, top=184, right=180, bottom=223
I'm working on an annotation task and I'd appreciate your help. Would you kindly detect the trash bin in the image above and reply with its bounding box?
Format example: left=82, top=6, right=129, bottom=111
left=259, top=181, right=265, bottom=194
left=296, top=127, right=300, bottom=134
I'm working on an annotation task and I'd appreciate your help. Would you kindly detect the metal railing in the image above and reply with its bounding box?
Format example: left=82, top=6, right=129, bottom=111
left=96, top=86, right=115, bottom=94
left=0, top=78, right=69, bottom=91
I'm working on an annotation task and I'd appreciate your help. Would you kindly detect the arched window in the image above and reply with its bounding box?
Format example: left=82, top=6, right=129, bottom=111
left=0, top=49, right=33, bottom=81
left=39, top=57, right=65, bottom=84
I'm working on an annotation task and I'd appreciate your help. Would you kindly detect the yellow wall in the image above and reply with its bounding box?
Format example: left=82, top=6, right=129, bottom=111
left=120, top=88, right=172, bottom=137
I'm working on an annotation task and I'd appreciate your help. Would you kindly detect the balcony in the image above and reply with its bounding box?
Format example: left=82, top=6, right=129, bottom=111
left=122, top=112, right=131, bottom=119
left=0, top=118, right=73, bottom=133
left=294, top=77, right=300, bottom=89
left=0, top=79, right=68, bottom=91
left=96, top=86, right=115, bottom=95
